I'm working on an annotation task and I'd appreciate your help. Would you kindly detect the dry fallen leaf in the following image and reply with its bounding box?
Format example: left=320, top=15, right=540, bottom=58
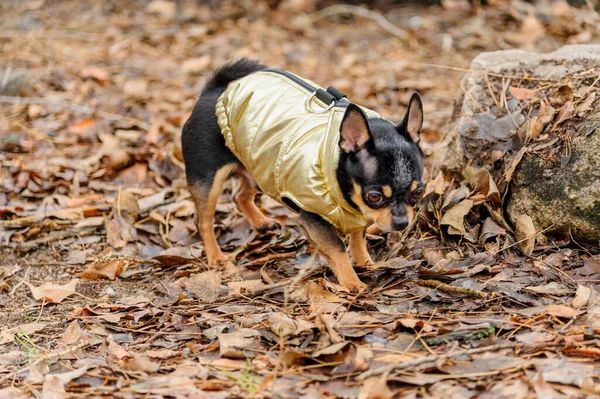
left=146, top=349, right=180, bottom=359
left=509, top=86, right=538, bottom=100
left=515, top=215, right=536, bottom=256
left=122, top=354, right=160, bottom=372
left=182, top=270, right=222, bottom=303
left=525, top=282, right=572, bottom=296
left=29, top=279, right=78, bottom=303
left=571, top=285, right=592, bottom=308
left=441, top=199, right=474, bottom=235
left=358, top=374, right=394, bottom=399
left=78, top=259, right=127, bottom=280
left=0, top=322, right=47, bottom=345
left=68, top=119, right=96, bottom=135
left=218, top=329, right=262, bottom=359
left=552, top=100, right=574, bottom=129
left=577, top=92, right=596, bottom=116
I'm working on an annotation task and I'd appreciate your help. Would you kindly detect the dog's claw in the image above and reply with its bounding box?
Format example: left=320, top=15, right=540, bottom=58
left=342, top=280, right=368, bottom=294
left=257, top=220, right=281, bottom=234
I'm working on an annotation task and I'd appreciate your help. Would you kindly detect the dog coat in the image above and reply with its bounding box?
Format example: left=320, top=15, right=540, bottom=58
left=216, top=69, right=379, bottom=233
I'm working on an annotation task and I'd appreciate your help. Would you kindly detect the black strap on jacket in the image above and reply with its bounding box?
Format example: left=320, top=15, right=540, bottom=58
left=262, top=68, right=348, bottom=106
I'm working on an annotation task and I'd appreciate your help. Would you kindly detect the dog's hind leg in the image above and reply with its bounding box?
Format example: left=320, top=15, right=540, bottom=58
left=232, top=169, right=281, bottom=234
left=188, top=163, right=237, bottom=273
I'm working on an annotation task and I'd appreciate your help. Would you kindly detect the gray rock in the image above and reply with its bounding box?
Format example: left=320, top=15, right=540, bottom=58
left=438, top=45, right=600, bottom=243
left=507, top=118, right=600, bottom=242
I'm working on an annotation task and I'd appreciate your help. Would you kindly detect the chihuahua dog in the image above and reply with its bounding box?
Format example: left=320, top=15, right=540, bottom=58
left=182, top=59, right=424, bottom=292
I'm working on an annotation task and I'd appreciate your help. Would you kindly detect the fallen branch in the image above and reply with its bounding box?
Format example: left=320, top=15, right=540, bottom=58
left=416, top=279, right=488, bottom=299
left=241, top=252, right=297, bottom=268
left=311, top=5, right=407, bottom=40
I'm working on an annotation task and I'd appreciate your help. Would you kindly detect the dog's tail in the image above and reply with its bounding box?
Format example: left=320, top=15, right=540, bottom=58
left=203, top=59, right=266, bottom=93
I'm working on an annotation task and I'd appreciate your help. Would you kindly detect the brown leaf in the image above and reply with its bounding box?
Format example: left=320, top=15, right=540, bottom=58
left=145, top=349, right=180, bottom=359
left=99, top=132, right=132, bottom=170
left=29, top=279, right=78, bottom=303
left=268, top=312, right=314, bottom=338
left=545, top=305, right=584, bottom=318
left=525, top=282, right=572, bottom=296
left=571, top=285, right=592, bottom=308
left=441, top=199, right=474, bottom=235
left=509, top=86, right=538, bottom=100
left=182, top=271, right=222, bottom=303
left=464, top=167, right=500, bottom=204
left=218, top=329, right=262, bottom=359
left=42, top=375, right=67, bottom=399
left=122, top=354, right=160, bottom=372
left=549, top=84, right=574, bottom=107
left=60, top=321, right=83, bottom=346
left=68, top=119, right=96, bottom=134
left=107, top=338, right=130, bottom=360
left=228, top=279, right=267, bottom=295
left=358, top=374, right=394, bottom=399
left=515, top=215, right=536, bottom=256
left=78, top=259, right=126, bottom=280
left=104, top=191, right=140, bottom=249
left=577, top=92, right=596, bottom=116
left=424, top=171, right=448, bottom=197
left=80, top=66, right=110, bottom=85
left=0, top=322, right=47, bottom=345
left=552, top=100, right=574, bottom=129
left=479, top=217, right=507, bottom=244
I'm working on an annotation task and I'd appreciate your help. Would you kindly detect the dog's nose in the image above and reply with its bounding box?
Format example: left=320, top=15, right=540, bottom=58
left=393, top=216, right=409, bottom=231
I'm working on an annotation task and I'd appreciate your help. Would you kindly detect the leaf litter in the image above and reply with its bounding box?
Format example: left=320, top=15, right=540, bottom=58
left=1, top=0, right=600, bottom=398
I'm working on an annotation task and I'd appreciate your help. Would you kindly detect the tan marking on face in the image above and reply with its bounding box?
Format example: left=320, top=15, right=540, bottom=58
left=382, top=185, right=392, bottom=198
left=406, top=205, right=414, bottom=223
left=410, top=180, right=419, bottom=192
left=352, top=182, right=393, bottom=232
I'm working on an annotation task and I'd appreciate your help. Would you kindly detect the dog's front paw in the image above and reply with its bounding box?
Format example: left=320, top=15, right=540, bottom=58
left=256, top=219, right=281, bottom=235
left=214, top=259, right=240, bottom=279
left=340, top=278, right=368, bottom=294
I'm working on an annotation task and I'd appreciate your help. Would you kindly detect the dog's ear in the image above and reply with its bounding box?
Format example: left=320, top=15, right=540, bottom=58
left=340, top=103, right=371, bottom=152
left=397, top=92, right=423, bottom=143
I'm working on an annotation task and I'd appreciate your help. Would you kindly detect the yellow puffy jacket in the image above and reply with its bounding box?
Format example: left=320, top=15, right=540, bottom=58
left=216, top=70, right=375, bottom=233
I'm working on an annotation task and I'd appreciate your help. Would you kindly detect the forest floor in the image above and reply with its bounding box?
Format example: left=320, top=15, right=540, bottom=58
left=1, top=0, right=600, bottom=398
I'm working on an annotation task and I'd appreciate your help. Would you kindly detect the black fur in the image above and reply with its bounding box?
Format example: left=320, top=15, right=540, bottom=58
left=181, top=59, right=266, bottom=187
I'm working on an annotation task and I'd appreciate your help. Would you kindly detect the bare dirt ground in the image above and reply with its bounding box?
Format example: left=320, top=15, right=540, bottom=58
left=1, top=0, right=600, bottom=398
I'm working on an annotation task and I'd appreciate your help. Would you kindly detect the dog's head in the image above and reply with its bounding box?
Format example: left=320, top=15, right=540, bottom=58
left=337, top=92, right=425, bottom=233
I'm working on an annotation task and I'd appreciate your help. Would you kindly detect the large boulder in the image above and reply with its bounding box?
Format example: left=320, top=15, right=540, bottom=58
left=437, top=45, right=600, bottom=243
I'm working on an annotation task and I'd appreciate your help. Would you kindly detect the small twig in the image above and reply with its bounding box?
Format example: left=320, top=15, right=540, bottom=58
left=311, top=5, right=407, bottom=40
left=357, top=342, right=555, bottom=380
left=242, top=252, right=297, bottom=268
left=416, top=279, right=488, bottom=299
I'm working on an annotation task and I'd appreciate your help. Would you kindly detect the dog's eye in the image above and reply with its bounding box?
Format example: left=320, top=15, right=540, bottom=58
left=413, top=187, right=424, bottom=199
left=366, top=191, right=383, bottom=205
